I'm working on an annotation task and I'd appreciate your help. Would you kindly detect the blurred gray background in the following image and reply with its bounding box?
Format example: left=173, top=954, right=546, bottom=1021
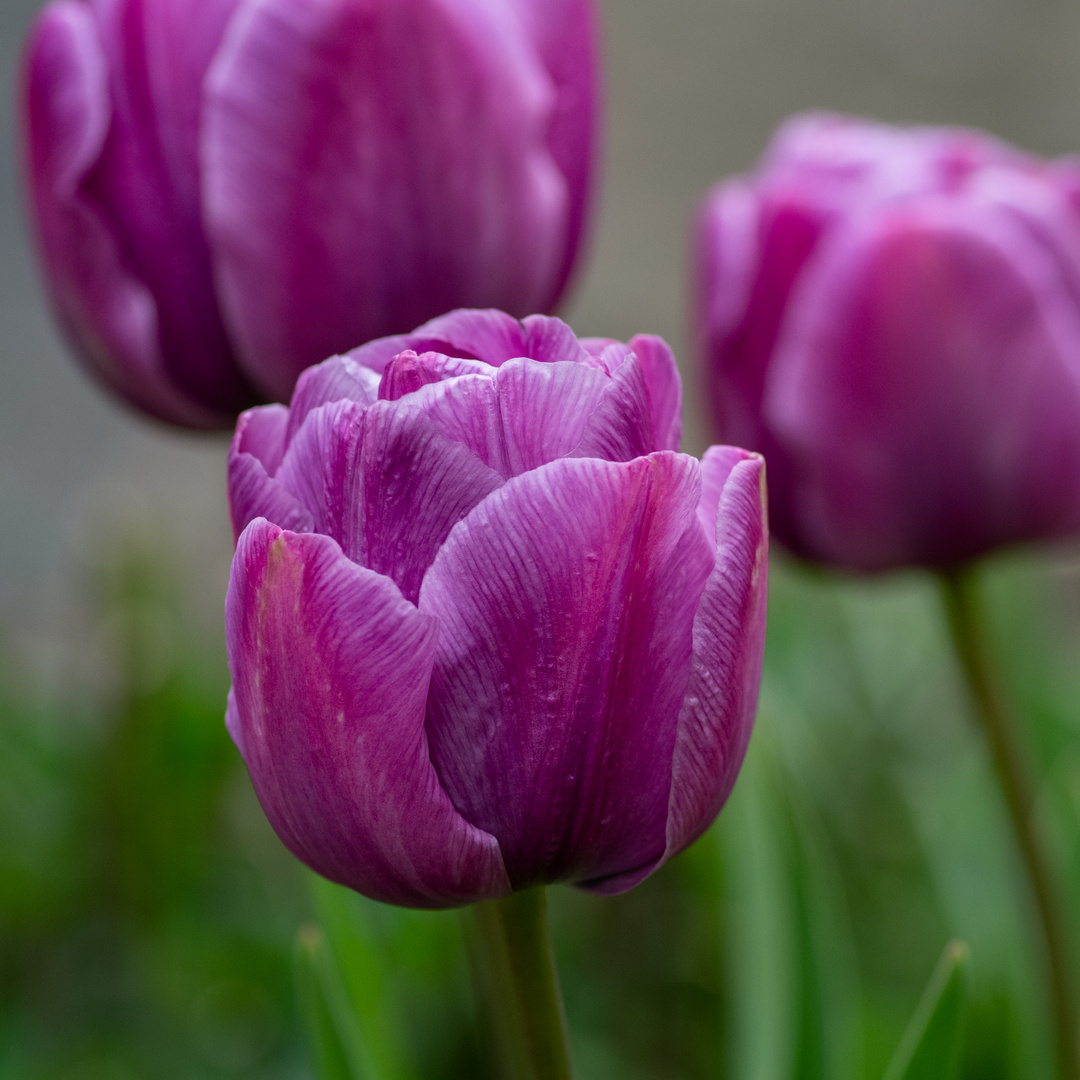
left=3, top=0, right=1080, bottom=668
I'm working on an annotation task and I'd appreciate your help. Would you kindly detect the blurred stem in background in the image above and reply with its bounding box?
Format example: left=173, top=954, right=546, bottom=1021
left=941, top=567, right=1079, bottom=1080
left=463, top=888, right=574, bottom=1080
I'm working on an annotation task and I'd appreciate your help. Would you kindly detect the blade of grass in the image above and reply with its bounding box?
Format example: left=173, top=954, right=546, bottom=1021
left=720, top=722, right=860, bottom=1080
left=883, top=941, right=970, bottom=1080
left=294, top=923, right=368, bottom=1080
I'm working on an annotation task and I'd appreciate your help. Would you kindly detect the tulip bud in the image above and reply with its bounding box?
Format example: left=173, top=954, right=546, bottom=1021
left=226, top=309, right=768, bottom=906
left=694, top=112, right=1080, bottom=571
left=21, top=0, right=600, bottom=428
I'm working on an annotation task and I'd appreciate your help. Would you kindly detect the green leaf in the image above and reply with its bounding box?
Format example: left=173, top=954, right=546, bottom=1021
left=883, top=941, right=970, bottom=1080
left=719, top=722, right=861, bottom=1080
left=294, top=923, right=367, bottom=1080
left=310, top=877, right=430, bottom=1080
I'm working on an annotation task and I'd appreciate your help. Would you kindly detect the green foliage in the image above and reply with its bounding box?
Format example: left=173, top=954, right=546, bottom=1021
left=311, top=877, right=483, bottom=1080
left=719, top=728, right=860, bottom=1080
left=883, top=942, right=969, bottom=1080
left=0, top=537, right=307, bottom=1079
left=294, top=926, right=365, bottom=1080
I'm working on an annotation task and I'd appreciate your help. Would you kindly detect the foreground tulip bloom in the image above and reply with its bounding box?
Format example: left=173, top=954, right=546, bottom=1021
left=695, top=112, right=1080, bottom=571
left=225, top=309, right=768, bottom=907
left=21, top=0, right=600, bottom=428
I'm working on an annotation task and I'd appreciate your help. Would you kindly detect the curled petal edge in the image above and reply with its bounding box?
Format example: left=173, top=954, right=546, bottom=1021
left=225, top=518, right=510, bottom=907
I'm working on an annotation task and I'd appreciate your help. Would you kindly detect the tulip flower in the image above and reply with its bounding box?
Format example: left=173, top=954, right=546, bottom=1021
left=225, top=309, right=768, bottom=908
left=21, top=0, right=600, bottom=428
left=694, top=113, right=1080, bottom=1079
left=694, top=111, right=1080, bottom=571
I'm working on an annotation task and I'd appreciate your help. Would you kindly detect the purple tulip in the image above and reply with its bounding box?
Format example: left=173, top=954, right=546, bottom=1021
left=225, top=309, right=768, bottom=906
left=21, top=0, right=600, bottom=429
left=694, top=112, right=1080, bottom=571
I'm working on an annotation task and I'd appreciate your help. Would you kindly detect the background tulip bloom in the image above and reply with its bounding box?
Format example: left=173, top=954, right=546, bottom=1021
left=225, top=309, right=768, bottom=907
left=694, top=112, right=1080, bottom=571
left=20, top=0, right=600, bottom=428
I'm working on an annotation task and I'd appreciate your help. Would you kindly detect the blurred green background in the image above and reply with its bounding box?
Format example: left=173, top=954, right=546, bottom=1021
left=2, top=520, right=1078, bottom=1078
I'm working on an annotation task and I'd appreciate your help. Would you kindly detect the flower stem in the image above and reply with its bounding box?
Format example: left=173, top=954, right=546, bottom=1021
left=940, top=566, right=1079, bottom=1080
left=462, top=888, right=574, bottom=1080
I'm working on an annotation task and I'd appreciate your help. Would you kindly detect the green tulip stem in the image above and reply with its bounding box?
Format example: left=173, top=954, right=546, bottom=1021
left=941, top=567, right=1079, bottom=1080
left=463, top=888, right=574, bottom=1080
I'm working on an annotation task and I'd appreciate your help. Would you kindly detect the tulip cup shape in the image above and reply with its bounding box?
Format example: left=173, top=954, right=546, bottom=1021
left=21, top=0, right=600, bottom=428
left=225, top=309, right=768, bottom=907
left=694, top=112, right=1080, bottom=571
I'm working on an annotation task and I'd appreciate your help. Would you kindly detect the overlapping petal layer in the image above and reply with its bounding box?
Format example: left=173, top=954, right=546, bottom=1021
left=420, top=454, right=714, bottom=888
left=695, top=112, right=1080, bottom=569
left=226, top=519, right=510, bottom=906
left=21, top=0, right=601, bottom=425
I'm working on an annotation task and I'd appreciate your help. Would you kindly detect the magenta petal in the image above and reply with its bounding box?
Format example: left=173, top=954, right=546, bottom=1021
left=398, top=375, right=499, bottom=472
left=569, top=336, right=686, bottom=459
left=274, top=397, right=504, bottom=600
left=493, top=359, right=610, bottom=473
left=285, top=354, right=381, bottom=446
left=767, top=203, right=1080, bottom=567
left=627, top=335, right=683, bottom=451
left=514, top=0, right=600, bottom=306
left=203, top=1, right=566, bottom=400
left=21, top=2, right=220, bottom=427
left=420, top=454, right=714, bottom=889
left=407, top=308, right=529, bottom=366
left=236, top=402, right=289, bottom=472
left=572, top=353, right=658, bottom=461
left=353, top=402, right=505, bottom=602
left=378, top=350, right=496, bottom=401
left=660, top=453, right=768, bottom=866
left=343, top=335, right=419, bottom=376
left=579, top=336, right=619, bottom=357
left=226, top=519, right=510, bottom=907
left=407, top=359, right=610, bottom=477
left=275, top=400, right=366, bottom=541
left=357, top=311, right=592, bottom=373
left=80, top=0, right=254, bottom=412
left=696, top=445, right=756, bottom=547
left=228, top=405, right=314, bottom=539
left=520, top=314, right=592, bottom=365
left=697, top=176, right=832, bottom=457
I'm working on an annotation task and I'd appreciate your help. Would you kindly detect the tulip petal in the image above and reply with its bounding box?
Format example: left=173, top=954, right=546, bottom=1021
left=514, top=0, right=600, bottom=306
left=285, top=354, right=381, bottom=445
left=520, top=313, right=593, bottom=365
left=659, top=453, right=768, bottom=869
left=767, top=203, right=1080, bottom=567
left=275, top=399, right=504, bottom=600
left=406, top=359, right=611, bottom=477
left=203, top=0, right=567, bottom=400
left=378, top=350, right=497, bottom=401
left=344, top=334, right=419, bottom=375
left=695, top=445, right=755, bottom=548
left=351, top=311, right=592, bottom=375
left=404, top=308, right=528, bottom=365
left=572, top=344, right=682, bottom=460
left=696, top=177, right=823, bottom=455
left=275, top=400, right=366, bottom=541
left=226, top=519, right=510, bottom=906
left=627, top=334, right=683, bottom=451
left=21, top=2, right=220, bottom=426
left=78, top=0, right=256, bottom=413
left=493, top=360, right=610, bottom=474
left=228, top=404, right=314, bottom=538
left=353, top=402, right=505, bottom=602
left=235, top=401, right=289, bottom=472
left=420, top=454, right=714, bottom=889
